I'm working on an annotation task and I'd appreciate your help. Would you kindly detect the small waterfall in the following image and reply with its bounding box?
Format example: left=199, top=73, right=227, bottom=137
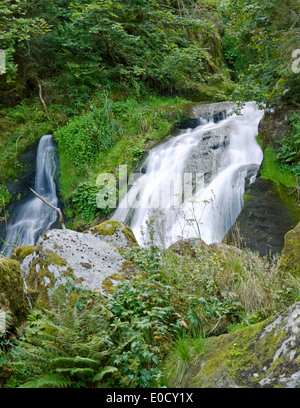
left=1, top=134, right=58, bottom=256
left=113, top=102, right=264, bottom=247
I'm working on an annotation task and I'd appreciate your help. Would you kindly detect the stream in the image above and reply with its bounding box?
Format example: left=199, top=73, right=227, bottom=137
left=0, top=134, right=59, bottom=257
left=113, top=102, right=264, bottom=247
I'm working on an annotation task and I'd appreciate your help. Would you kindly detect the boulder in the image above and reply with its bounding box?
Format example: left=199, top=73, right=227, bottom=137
left=10, top=246, right=35, bottom=262
left=167, top=302, right=300, bottom=388
left=278, top=221, right=300, bottom=274
left=88, top=220, right=138, bottom=249
left=0, top=256, right=29, bottom=330
left=21, top=229, right=137, bottom=307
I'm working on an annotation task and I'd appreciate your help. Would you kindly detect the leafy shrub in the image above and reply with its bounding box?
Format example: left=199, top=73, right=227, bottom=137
left=54, top=110, right=118, bottom=174
left=72, top=181, right=102, bottom=222
left=277, top=112, right=300, bottom=177
left=0, top=184, right=12, bottom=214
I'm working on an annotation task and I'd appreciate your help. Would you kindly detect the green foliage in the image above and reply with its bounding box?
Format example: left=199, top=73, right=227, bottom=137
left=277, top=112, right=300, bottom=177
left=220, top=0, right=300, bottom=104
left=0, top=0, right=50, bottom=82
left=72, top=180, right=112, bottom=222
left=54, top=110, right=118, bottom=175
left=0, top=184, right=11, bottom=213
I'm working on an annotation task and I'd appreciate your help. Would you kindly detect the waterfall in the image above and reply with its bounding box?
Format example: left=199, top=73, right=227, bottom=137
left=1, top=134, right=58, bottom=256
left=113, top=102, right=264, bottom=247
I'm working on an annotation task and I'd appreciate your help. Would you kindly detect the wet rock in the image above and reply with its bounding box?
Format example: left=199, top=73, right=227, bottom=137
left=183, top=123, right=233, bottom=191
left=225, top=179, right=298, bottom=256
left=175, top=102, right=236, bottom=129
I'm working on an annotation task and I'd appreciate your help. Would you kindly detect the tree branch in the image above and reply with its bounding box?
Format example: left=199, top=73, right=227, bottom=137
left=30, top=188, right=66, bottom=230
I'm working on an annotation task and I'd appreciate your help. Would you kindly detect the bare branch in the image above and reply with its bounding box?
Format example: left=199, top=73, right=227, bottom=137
left=30, top=188, right=66, bottom=230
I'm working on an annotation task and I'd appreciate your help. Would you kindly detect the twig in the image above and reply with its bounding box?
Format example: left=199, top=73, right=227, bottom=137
left=207, top=316, right=224, bottom=336
left=38, top=79, right=48, bottom=114
left=30, top=188, right=66, bottom=230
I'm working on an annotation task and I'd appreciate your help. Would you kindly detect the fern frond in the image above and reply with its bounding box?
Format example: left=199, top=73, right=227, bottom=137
left=74, top=356, right=100, bottom=370
left=18, top=374, right=72, bottom=388
left=92, top=366, right=118, bottom=382
left=69, top=368, right=94, bottom=379
left=92, top=351, right=110, bottom=362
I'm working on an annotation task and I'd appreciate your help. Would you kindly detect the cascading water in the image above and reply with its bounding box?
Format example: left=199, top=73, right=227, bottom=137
left=113, top=102, right=264, bottom=247
left=0, top=134, right=58, bottom=256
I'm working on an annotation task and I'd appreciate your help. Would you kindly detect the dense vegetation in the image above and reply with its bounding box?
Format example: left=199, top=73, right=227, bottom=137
left=0, top=0, right=299, bottom=388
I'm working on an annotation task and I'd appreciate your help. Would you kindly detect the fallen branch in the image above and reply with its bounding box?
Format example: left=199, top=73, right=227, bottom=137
left=38, top=79, right=48, bottom=114
left=30, top=188, right=66, bottom=230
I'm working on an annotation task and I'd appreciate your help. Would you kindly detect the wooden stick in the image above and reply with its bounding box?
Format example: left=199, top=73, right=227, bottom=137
left=30, top=188, right=66, bottom=230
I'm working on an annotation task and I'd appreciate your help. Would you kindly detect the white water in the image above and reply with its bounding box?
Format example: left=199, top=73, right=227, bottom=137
left=113, top=102, right=264, bottom=247
left=1, top=134, right=58, bottom=256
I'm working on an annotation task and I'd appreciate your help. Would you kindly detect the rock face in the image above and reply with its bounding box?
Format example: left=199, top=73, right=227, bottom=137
left=21, top=228, right=138, bottom=307
left=88, top=220, right=138, bottom=249
left=176, top=102, right=236, bottom=129
left=225, top=179, right=298, bottom=256
left=0, top=256, right=29, bottom=329
left=258, top=105, right=292, bottom=150
left=169, top=302, right=300, bottom=388
left=278, top=221, right=300, bottom=274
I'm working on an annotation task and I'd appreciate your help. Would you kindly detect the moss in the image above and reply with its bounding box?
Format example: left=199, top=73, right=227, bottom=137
left=91, top=220, right=124, bottom=236
left=243, top=194, right=253, bottom=204
left=109, top=273, right=126, bottom=282
left=278, top=221, right=300, bottom=275
left=45, top=252, right=67, bottom=267
left=121, top=260, right=139, bottom=276
left=0, top=257, right=29, bottom=325
left=102, top=277, right=115, bottom=294
left=260, top=147, right=296, bottom=188
left=10, top=246, right=35, bottom=262
left=121, top=226, right=138, bottom=246
left=91, top=220, right=138, bottom=247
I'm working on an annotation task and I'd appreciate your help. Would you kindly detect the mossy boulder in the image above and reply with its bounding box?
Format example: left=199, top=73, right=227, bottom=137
left=278, top=221, right=300, bottom=275
left=10, top=246, right=35, bottom=262
left=88, top=220, right=138, bottom=249
left=166, top=302, right=300, bottom=388
left=22, top=229, right=138, bottom=308
left=169, top=238, right=243, bottom=259
left=0, top=256, right=29, bottom=329
left=169, top=238, right=211, bottom=257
